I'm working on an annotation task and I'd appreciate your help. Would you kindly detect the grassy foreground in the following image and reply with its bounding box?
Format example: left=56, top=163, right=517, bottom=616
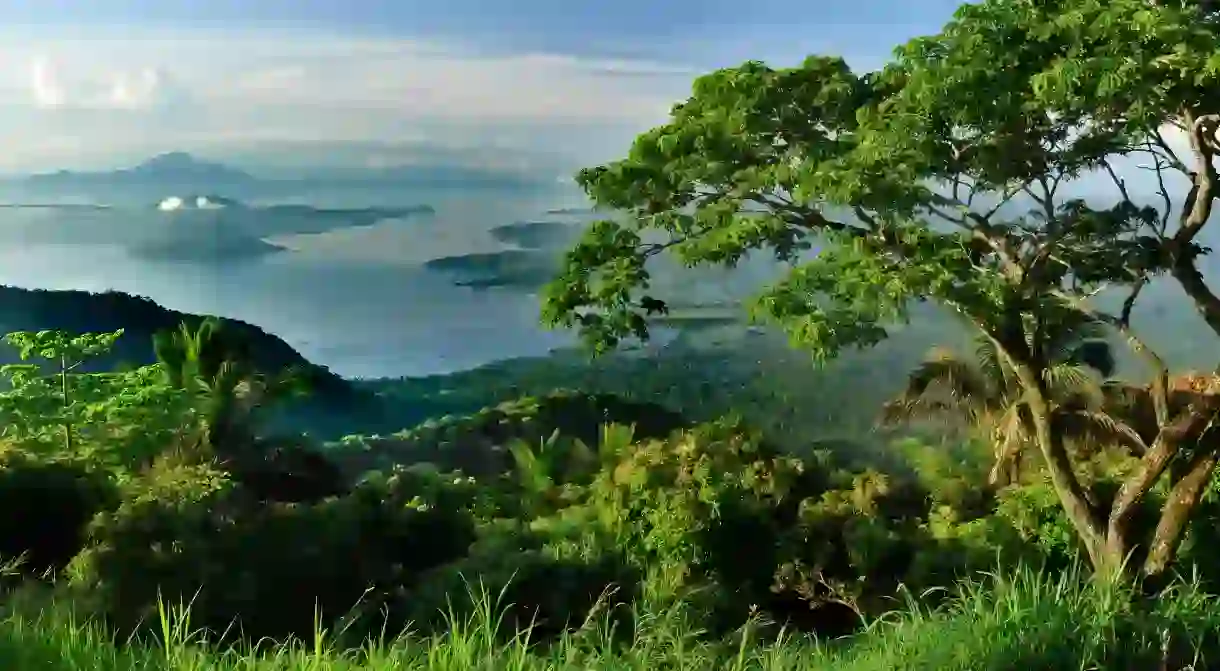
left=0, top=567, right=1215, bottom=671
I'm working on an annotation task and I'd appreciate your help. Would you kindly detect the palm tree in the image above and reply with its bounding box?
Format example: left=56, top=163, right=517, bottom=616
left=153, top=318, right=307, bottom=462
left=879, top=316, right=1141, bottom=487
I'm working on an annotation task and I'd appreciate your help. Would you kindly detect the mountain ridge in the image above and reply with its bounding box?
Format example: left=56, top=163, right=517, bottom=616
left=0, top=285, right=350, bottom=397
left=25, top=152, right=256, bottom=187
left=12, top=152, right=555, bottom=190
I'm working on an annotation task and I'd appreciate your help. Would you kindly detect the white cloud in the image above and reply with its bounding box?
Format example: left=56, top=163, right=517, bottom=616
left=26, top=56, right=182, bottom=111
left=0, top=26, right=697, bottom=173
left=29, top=58, right=66, bottom=107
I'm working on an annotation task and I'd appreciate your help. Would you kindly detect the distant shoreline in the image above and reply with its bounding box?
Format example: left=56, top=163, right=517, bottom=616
left=0, top=203, right=113, bottom=209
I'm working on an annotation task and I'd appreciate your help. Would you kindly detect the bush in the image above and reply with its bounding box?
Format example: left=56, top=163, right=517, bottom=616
left=226, top=440, right=349, bottom=503
left=401, top=535, right=641, bottom=646
left=0, top=454, right=119, bottom=578
left=568, top=418, right=904, bottom=637
left=68, top=468, right=476, bottom=646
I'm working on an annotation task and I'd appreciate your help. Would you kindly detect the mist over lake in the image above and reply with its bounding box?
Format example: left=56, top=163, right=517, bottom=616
left=0, top=181, right=592, bottom=378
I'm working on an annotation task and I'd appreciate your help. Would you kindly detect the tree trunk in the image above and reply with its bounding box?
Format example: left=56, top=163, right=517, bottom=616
left=60, top=354, right=72, bottom=453
left=1015, top=366, right=1111, bottom=571
left=1170, top=261, right=1220, bottom=339
left=1105, top=425, right=1188, bottom=577
left=1169, top=111, right=1220, bottom=339
left=1141, top=448, right=1220, bottom=580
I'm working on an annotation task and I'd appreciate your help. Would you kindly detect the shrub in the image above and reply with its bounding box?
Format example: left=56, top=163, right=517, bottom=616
left=225, top=440, right=349, bottom=503
left=0, top=453, right=119, bottom=578
left=68, top=469, right=476, bottom=646
left=396, top=520, right=640, bottom=646
left=572, top=418, right=896, bottom=636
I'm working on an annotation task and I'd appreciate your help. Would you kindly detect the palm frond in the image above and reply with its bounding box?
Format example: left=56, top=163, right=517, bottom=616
left=1099, top=381, right=1160, bottom=440
left=880, top=397, right=970, bottom=426
left=1043, top=363, right=1107, bottom=409
left=507, top=438, right=555, bottom=496
left=1057, top=409, right=1149, bottom=457
left=880, top=348, right=997, bottom=424
left=972, top=335, right=1016, bottom=393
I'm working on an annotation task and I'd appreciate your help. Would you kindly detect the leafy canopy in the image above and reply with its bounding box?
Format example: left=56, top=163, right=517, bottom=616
left=0, top=330, right=193, bottom=471
left=542, top=0, right=1220, bottom=359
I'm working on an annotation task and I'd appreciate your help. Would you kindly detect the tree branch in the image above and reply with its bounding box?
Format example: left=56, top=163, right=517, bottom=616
left=1173, top=112, right=1220, bottom=245
left=1107, top=405, right=1216, bottom=559
left=1142, top=427, right=1220, bottom=578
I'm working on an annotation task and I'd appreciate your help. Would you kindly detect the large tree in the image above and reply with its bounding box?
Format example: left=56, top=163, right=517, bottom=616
left=542, top=0, right=1220, bottom=581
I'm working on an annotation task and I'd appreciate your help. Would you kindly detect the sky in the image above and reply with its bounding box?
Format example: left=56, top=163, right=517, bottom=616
left=0, top=0, right=968, bottom=175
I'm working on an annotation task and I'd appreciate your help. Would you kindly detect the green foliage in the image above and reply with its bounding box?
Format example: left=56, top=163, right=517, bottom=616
left=399, top=525, right=640, bottom=647
left=0, top=331, right=192, bottom=471
left=69, top=477, right=476, bottom=645
left=0, top=323, right=1083, bottom=651
left=329, top=390, right=689, bottom=479
left=357, top=329, right=949, bottom=461
left=531, top=420, right=944, bottom=635
left=1, top=330, right=124, bottom=456
left=0, top=322, right=1206, bottom=663
left=153, top=318, right=311, bottom=462
left=5, top=330, right=124, bottom=369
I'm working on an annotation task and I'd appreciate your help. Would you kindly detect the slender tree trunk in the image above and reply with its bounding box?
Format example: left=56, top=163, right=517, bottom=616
left=60, top=354, right=72, bottom=453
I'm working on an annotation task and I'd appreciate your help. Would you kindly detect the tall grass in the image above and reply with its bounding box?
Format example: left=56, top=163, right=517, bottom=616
left=0, top=566, right=1216, bottom=670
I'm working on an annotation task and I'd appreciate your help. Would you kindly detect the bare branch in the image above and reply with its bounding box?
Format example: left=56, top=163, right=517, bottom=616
left=1119, top=279, right=1146, bottom=328
left=1099, top=159, right=1132, bottom=205
left=1151, top=129, right=1190, bottom=174
left=1139, top=155, right=1174, bottom=237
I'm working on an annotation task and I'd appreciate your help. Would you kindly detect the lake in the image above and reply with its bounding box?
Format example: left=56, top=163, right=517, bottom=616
left=0, top=179, right=1214, bottom=381
left=0, top=183, right=596, bottom=379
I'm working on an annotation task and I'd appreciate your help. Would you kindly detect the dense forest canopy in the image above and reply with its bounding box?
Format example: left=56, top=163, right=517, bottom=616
left=542, top=0, right=1220, bottom=581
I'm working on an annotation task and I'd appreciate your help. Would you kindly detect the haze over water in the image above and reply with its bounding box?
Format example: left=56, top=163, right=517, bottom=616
left=0, top=183, right=590, bottom=379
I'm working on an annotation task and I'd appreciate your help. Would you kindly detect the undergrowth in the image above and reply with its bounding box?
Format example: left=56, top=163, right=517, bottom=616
left=0, top=565, right=1214, bottom=670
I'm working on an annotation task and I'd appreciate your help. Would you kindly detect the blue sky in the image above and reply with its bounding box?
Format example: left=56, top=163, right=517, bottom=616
left=0, top=0, right=966, bottom=173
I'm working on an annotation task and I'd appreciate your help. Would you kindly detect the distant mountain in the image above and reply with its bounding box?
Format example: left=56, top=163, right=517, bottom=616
left=23, top=152, right=256, bottom=188
left=276, top=163, right=552, bottom=188
left=7, top=148, right=568, bottom=196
